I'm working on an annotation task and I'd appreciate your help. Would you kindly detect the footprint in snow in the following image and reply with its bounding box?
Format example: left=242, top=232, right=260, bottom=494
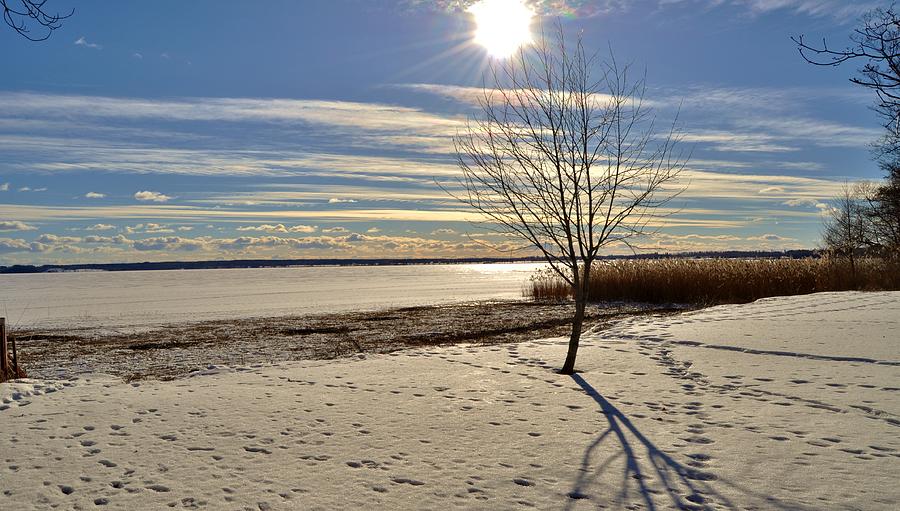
left=391, top=477, right=425, bottom=486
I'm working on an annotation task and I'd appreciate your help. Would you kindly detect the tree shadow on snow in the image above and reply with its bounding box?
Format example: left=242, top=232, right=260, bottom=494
left=565, top=373, right=806, bottom=511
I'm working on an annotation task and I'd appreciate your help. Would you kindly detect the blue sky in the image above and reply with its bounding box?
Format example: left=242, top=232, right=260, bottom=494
left=0, top=0, right=889, bottom=264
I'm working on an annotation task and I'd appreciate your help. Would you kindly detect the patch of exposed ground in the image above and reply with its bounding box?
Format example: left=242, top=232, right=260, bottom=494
left=13, top=300, right=684, bottom=381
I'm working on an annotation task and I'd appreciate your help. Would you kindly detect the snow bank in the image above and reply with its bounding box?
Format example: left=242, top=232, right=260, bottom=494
left=1, top=291, right=897, bottom=509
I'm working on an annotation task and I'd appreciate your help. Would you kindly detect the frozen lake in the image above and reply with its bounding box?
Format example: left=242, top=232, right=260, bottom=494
left=1, top=262, right=544, bottom=330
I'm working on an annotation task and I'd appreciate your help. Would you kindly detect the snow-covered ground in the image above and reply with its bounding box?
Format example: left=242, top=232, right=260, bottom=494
left=2, top=292, right=898, bottom=510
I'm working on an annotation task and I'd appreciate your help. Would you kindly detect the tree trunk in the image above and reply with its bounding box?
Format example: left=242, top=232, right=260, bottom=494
left=0, top=318, right=8, bottom=383
left=561, top=264, right=590, bottom=374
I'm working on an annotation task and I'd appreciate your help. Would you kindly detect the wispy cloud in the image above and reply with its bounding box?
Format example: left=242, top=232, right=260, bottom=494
left=407, top=0, right=627, bottom=17
left=408, top=0, right=875, bottom=20
left=0, top=92, right=463, bottom=133
left=0, top=79, right=874, bottom=263
left=679, top=131, right=798, bottom=153
left=736, top=0, right=877, bottom=18
left=0, top=203, right=482, bottom=224
left=74, top=36, right=102, bottom=50
left=783, top=198, right=828, bottom=209
left=657, top=0, right=878, bottom=19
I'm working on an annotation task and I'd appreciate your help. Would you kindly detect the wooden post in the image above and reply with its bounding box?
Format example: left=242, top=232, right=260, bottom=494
left=11, top=331, right=18, bottom=378
left=1, top=317, right=7, bottom=381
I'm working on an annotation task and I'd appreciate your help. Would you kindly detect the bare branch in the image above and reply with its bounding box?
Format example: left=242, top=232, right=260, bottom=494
left=1, top=0, right=71, bottom=41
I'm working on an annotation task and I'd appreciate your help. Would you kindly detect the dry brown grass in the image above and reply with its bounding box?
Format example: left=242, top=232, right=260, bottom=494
left=527, top=257, right=900, bottom=305
left=16, top=301, right=682, bottom=380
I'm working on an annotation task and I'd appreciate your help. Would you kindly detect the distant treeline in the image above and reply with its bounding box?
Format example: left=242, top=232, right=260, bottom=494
left=0, top=250, right=819, bottom=274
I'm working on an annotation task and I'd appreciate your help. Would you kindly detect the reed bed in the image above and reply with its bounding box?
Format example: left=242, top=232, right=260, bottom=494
left=527, top=257, right=900, bottom=305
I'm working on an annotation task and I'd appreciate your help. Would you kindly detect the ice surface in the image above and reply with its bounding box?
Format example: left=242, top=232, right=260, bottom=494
left=1, top=291, right=897, bottom=509
left=0, top=263, right=544, bottom=330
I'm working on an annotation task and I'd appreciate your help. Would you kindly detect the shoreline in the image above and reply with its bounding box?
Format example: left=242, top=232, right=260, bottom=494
left=13, top=300, right=688, bottom=381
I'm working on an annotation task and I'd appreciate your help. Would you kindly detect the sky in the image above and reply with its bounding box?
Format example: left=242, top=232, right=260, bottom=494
left=0, top=0, right=890, bottom=264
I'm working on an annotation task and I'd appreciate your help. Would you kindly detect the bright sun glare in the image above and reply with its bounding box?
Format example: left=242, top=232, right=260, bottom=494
left=468, top=0, right=534, bottom=58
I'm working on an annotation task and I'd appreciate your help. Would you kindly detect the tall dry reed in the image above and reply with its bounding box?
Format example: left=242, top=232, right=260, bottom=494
left=527, top=257, right=900, bottom=305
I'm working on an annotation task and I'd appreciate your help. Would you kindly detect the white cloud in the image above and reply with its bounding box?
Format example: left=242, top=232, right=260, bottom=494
left=0, top=220, right=37, bottom=232
left=74, top=36, right=102, bottom=50
left=133, top=236, right=204, bottom=251
left=85, top=192, right=106, bottom=199
left=758, top=186, right=785, bottom=194
left=236, top=224, right=318, bottom=233
left=36, top=234, right=82, bottom=244
left=216, top=235, right=350, bottom=252
left=85, top=223, right=116, bottom=231
left=344, top=233, right=368, bottom=242
left=132, top=52, right=143, bottom=59
left=321, top=226, right=349, bottom=233
left=134, top=191, right=172, bottom=202
left=142, top=223, right=174, bottom=233
left=746, top=233, right=795, bottom=242
left=0, top=183, right=8, bottom=191
left=125, top=223, right=175, bottom=234
left=782, top=198, right=819, bottom=207
left=431, top=228, right=457, bottom=235
left=0, top=238, right=34, bottom=254
left=83, top=234, right=130, bottom=244
left=0, top=230, right=560, bottom=259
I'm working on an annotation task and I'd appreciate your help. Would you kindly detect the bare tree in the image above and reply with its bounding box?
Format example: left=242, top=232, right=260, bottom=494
left=794, top=4, right=900, bottom=260
left=863, top=176, right=900, bottom=256
left=822, top=182, right=871, bottom=279
left=793, top=4, right=900, bottom=132
left=452, top=29, right=686, bottom=374
left=2, top=0, right=71, bottom=41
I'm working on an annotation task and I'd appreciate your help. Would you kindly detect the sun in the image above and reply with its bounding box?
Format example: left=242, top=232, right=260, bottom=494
left=468, top=0, right=534, bottom=58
